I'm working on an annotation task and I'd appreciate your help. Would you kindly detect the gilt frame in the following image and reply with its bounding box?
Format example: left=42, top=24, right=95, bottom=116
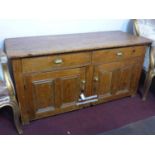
left=0, top=50, right=22, bottom=134
left=133, top=19, right=155, bottom=100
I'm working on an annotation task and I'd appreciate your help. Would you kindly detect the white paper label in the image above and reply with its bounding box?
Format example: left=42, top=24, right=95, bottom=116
left=0, top=56, right=7, bottom=63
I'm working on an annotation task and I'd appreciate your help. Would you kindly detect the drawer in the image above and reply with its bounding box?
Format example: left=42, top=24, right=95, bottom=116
left=92, top=46, right=146, bottom=64
left=22, top=52, right=91, bottom=73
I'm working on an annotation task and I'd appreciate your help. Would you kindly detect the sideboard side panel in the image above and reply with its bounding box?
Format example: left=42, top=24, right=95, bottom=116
left=12, top=59, right=29, bottom=124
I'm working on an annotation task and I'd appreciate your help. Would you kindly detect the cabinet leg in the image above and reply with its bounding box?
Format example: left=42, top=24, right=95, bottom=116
left=131, top=93, right=136, bottom=98
left=20, top=111, right=30, bottom=125
left=21, top=117, right=30, bottom=125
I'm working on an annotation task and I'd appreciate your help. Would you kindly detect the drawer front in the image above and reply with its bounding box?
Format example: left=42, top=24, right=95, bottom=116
left=22, top=52, right=91, bottom=73
left=92, top=46, right=146, bottom=64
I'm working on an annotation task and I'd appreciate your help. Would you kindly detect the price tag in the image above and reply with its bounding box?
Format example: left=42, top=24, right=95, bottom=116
left=0, top=56, right=7, bottom=63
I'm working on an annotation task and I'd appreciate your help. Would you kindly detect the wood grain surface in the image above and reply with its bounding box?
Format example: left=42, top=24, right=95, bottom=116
left=5, top=31, right=151, bottom=124
left=5, top=31, right=152, bottom=58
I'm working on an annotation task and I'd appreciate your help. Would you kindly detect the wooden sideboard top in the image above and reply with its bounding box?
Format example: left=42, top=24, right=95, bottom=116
left=5, top=31, right=152, bottom=59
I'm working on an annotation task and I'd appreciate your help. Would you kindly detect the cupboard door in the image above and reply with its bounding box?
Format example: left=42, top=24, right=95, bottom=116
left=24, top=68, right=86, bottom=119
left=93, top=58, right=143, bottom=101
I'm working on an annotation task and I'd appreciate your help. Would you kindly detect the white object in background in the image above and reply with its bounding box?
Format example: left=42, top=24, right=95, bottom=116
left=0, top=64, right=3, bottom=80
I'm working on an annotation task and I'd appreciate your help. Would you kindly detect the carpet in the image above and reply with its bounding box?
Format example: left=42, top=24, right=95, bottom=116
left=102, top=116, right=155, bottom=135
left=0, top=91, right=155, bottom=135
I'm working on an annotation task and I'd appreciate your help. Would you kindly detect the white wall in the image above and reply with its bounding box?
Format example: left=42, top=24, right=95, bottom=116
left=0, top=19, right=132, bottom=48
left=0, top=19, right=132, bottom=79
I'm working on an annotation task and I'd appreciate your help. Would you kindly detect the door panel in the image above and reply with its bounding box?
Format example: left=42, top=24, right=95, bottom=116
left=93, top=58, right=143, bottom=101
left=118, top=67, right=132, bottom=91
left=32, top=79, right=56, bottom=114
left=61, top=76, right=80, bottom=107
left=24, top=68, right=86, bottom=119
left=98, top=70, right=112, bottom=95
left=111, top=69, right=121, bottom=95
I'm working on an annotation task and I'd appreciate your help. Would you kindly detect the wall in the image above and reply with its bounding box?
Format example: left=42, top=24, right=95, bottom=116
left=0, top=19, right=132, bottom=79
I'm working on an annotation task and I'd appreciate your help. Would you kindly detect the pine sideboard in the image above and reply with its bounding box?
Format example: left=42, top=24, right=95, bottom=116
left=4, top=31, right=152, bottom=124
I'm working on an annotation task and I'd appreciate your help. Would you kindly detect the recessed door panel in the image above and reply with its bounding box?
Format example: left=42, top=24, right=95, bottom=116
left=24, top=68, right=86, bottom=119
left=93, top=58, right=142, bottom=101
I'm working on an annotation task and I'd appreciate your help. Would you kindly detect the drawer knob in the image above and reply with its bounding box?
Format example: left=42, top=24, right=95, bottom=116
left=94, top=76, right=99, bottom=81
left=54, top=58, right=63, bottom=64
left=117, top=52, right=123, bottom=56
left=81, top=80, right=86, bottom=84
